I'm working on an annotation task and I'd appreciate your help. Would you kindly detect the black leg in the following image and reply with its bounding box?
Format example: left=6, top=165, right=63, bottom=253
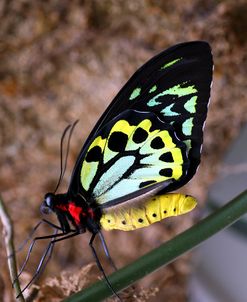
left=89, top=233, right=122, bottom=302
left=17, top=231, right=58, bottom=297
left=37, top=232, right=57, bottom=277
left=14, top=220, right=44, bottom=255
left=41, top=218, right=63, bottom=230
left=15, top=231, right=71, bottom=283
left=17, top=231, right=81, bottom=298
left=50, top=231, right=80, bottom=243
left=98, top=230, right=118, bottom=271
left=41, top=219, right=76, bottom=233
left=14, top=218, right=66, bottom=256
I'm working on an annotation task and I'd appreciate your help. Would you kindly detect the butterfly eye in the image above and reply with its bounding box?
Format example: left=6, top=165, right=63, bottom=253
left=40, top=193, right=54, bottom=214
left=45, top=195, right=53, bottom=207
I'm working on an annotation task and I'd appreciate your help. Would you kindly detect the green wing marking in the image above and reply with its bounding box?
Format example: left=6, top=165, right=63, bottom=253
left=129, top=87, right=141, bottom=100
left=149, top=85, right=157, bottom=93
left=184, top=96, right=197, bottom=113
left=147, top=83, right=197, bottom=107
left=145, top=81, right=198, bottom=146
left=161, top=57, right=182, bottom=69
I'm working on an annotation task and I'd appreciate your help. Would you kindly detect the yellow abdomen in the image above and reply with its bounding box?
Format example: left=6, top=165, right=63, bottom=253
left=100, top=193, right=197, bottom=231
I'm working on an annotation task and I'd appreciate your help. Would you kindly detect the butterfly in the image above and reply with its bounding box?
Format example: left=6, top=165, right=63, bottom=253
left=18, top=41, right=213, bottom=298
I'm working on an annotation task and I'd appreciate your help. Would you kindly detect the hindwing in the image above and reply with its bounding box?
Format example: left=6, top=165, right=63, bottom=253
left=80, top=110, right=189, bottom=205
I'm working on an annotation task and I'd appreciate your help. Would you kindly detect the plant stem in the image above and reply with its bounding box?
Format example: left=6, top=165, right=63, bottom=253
left=64, top=190, right=247, bottom=302
left=0, top=194, right=25, bottom=302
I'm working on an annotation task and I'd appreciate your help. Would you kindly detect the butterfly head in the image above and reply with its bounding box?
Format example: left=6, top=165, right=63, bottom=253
left=40, top=192, right=56, bottom=214
left=40, top=192, right=74, bottom=233
left=40, top=192, right=70, bottom=215
left=40, top=192, right=92, bottom=233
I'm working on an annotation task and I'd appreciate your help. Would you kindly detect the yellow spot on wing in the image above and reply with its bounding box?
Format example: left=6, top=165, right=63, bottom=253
left=81, top=135, right=106, bottom=191
left=126, top=119, right=155, bottom=151
left=81, top=161, right=99, bottom=191
left=104, top=120, right=135, bottom=163
left=89, top=135, right=107, bottom=151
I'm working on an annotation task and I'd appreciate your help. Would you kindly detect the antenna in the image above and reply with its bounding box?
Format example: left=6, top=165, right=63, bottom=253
left=53, top=120, right=79, bottom=194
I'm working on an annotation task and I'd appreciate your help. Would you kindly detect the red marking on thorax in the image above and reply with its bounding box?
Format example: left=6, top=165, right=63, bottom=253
left=68, top=202, right=85, bottom=225
left=56, top=202, right=94, bottom=226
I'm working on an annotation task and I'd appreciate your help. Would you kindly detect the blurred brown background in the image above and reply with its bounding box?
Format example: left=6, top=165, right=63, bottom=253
left=0, top=0, right=247, bottom=301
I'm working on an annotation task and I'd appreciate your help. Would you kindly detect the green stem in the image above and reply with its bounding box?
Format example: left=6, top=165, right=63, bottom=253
left=64, top=190, right=247, bottom=302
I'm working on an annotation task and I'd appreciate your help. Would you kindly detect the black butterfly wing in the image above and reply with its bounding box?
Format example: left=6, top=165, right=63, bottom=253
left=68, top=41, right=213, bottom=197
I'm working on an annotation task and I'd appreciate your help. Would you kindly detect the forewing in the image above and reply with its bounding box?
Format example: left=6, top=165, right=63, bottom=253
left=68, top=41, right=213, bottom=196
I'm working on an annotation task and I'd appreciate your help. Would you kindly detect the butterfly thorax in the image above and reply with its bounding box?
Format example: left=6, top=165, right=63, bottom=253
left=41, top=192, right=101, bottom=234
